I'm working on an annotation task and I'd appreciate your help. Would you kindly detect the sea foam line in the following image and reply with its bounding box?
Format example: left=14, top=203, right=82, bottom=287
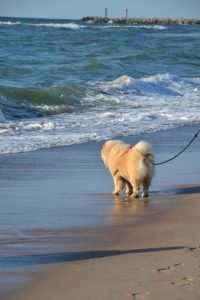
left=0, top=74, right=199, bottom=154
left=0, top=20, right=85, bottom=29
left=97, top=24, right=167, bottom=30
left=0, top=21, right=21, bottom=26
left=29, top=22, right=84, bottom=29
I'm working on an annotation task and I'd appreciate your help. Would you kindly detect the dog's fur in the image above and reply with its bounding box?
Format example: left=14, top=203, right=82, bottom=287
left=101, top=140, right=155, bottom=197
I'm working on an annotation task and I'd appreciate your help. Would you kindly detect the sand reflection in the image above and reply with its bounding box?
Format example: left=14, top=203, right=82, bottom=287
left=108, top=194, right=151, bottom=225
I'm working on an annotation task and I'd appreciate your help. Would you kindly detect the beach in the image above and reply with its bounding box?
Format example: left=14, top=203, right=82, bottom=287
left=0, top=124, right=200, bottom=299
left=0, top=15, right=200, bottom=300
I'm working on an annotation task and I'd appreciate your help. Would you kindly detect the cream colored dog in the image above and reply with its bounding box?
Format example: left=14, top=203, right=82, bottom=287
left=101, top=140, right=155, bottom=197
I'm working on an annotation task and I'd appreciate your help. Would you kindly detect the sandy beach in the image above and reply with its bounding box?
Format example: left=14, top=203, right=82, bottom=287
left=1, top=124, right=200, bottom=299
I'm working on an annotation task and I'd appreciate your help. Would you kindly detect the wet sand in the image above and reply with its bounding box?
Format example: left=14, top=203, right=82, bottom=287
left=1, top=124, right=200, bottom=299
left=4, top=191, right=200, bottom=300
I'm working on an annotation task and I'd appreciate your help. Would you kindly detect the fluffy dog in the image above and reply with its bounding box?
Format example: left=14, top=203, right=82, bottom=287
left=101, top=140, right=155, bottom=197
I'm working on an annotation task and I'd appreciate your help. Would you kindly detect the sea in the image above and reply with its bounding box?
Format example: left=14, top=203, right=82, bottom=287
left=0, top=17, right=200, bottom=154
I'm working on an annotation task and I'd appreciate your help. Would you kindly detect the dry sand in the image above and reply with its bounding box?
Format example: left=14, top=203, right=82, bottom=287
left=1, top=125, right=200, bottom=300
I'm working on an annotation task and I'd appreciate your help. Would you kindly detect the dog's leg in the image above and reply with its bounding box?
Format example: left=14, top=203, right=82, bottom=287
left=142, top=178, right=151, bottom=197
left=131, top=180, right=140, bottom=198
left=125, top=181, right=133, bottom=195
left=112, top=175, right=125, bottom=195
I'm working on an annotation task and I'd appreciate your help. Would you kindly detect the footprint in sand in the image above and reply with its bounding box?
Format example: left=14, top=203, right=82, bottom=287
left=170, top=277, right=194, bottom=288
left=189, top=246, right=200, bottom=256
left=132, top=290, right=150, bottom=299
left=157, top=262, right=183, bottom=273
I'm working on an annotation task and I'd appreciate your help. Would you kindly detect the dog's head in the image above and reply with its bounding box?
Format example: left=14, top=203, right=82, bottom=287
left=101, top=141, right=113, bottom=167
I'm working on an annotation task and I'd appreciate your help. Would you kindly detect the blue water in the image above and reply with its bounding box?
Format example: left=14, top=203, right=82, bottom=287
left=0, top=17, right=200, bottom=153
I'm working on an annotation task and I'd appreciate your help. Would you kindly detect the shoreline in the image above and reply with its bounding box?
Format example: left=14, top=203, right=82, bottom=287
left=0, top=124, right=200, bottom=299
left=81, top=16, right=200, bottom=25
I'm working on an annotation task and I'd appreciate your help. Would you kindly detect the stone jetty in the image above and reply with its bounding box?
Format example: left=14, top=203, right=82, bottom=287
left=81, top=16, right=200, bottom=25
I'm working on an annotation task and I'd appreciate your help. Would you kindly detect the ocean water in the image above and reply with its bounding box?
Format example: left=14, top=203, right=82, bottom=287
left=0, top=17, right=200, bottom=153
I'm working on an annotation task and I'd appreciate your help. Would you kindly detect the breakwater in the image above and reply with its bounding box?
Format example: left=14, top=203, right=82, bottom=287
left=81, top=16, right=200, bottom=25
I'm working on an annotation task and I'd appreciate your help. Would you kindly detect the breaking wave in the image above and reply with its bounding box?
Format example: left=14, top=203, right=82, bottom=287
left=28, top=22, right=85, bottom=29
left=0, top=74, right=200, bottom=153
left=0, top=20, right=85, bottom=30
left=98, top=24, right=167, bottom=30
left=0, top=20, right=168, bottom=31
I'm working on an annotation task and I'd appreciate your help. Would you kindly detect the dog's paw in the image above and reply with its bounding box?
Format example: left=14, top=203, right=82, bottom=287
left=131, top=192, right=139, bottom=198
left=142, top=192, right=149, bottom=198
left=126, top=190, right=133, bottom=195
left=112, top=191, right=120, bottom=195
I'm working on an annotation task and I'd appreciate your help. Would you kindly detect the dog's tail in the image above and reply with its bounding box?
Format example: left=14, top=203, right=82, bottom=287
left=134, top=140, right=153, bottom=157
left=134, top=140, right=155, bottom=179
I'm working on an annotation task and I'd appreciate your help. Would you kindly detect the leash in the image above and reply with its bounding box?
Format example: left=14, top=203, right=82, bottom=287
left=155, top=128, right=200, bottom=166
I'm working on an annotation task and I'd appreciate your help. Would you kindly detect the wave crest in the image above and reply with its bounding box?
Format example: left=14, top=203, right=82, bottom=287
left=30, top=22, right=85, bottom=29
left=0, top=74, right=199, bottom=153
left=0, top=20, right=85, bottom=30
left=100, top=73, right=195, bottom=96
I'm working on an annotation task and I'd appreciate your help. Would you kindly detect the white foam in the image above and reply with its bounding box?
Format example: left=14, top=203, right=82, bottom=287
left=0, top=21, right=21, bottom=26
left=98, top=24, right=167, bottom=30
left=101, top=73, right=196, bottom=96
left=0, top=74, right=199, bottom=154
left=145, top=25, right=167, bottom=30
left=0, top=20, right=85, bottom=30
left=30, top=22, right=84, bottom=29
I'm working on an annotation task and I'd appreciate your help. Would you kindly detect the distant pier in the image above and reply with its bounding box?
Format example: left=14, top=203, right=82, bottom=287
left=81, top=16, right=200, bottom=25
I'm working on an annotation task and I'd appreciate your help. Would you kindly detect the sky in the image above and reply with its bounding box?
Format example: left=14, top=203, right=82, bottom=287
left=0, top=0, right=200, bottom=20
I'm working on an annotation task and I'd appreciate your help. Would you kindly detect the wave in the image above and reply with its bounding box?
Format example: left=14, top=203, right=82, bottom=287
left=97, top=73, right=196, bottom=97
left=0, top=19, right=167, bottom=30
left=0, top=21, right=21, bottom=26
left=164, top=32, right=200, bottom=38
left=0, top=20, right=85, bottom=30
left=28, top=22, right=85, bottom=29
left=0, top=84, right=87, bottom=121
left=0, top=74, right=199, bottom=154
left=97, top=24, right=167, bottom=30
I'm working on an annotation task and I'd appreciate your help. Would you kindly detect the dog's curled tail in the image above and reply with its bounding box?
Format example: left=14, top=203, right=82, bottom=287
left=134, top=140, right=155, bottom=180
left=134, top=140, right=153, bottom=156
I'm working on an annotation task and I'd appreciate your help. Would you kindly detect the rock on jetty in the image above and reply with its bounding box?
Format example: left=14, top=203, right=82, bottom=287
left=81, top=16, right=200, bottom=25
